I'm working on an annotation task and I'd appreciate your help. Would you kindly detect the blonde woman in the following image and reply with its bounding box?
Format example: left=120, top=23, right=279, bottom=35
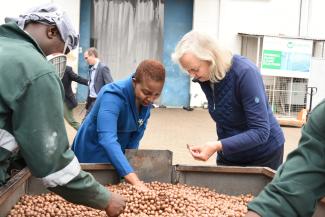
left=172, top=31, right=285, bottom=170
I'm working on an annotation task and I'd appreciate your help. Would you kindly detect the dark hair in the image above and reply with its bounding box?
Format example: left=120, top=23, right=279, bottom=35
left=87, top=47, right=98, bottom=58
left=134, top=60, right=165, bottom=83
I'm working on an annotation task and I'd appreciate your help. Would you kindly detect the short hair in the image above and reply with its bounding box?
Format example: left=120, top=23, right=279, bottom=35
left=134, top=60, right=165, bottom=83
left=172, top=31, right=233, bottom=82
left=87, top=47, right=98, bottom=58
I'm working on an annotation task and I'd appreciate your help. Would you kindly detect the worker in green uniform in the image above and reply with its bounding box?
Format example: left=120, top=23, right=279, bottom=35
left=245, top=100, right=325, bottom=217
left=0, top=3, right=125, bottom=216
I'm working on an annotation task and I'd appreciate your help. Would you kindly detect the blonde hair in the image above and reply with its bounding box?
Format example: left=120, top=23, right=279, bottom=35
left=172, top=31, right=233, bottom=82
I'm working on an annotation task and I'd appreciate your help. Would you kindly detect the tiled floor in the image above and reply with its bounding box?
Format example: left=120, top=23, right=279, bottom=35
left=67, top=106, right=302, bottom=166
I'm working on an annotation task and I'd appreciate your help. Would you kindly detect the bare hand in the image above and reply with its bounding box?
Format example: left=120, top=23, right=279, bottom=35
left=105, top=191, right=125, bottom=217
left=187, top=141, right=221, bottom=161
left=244, top=211, right=261, bottom=217
left=124, top=172, right=149, bottom=191
left=134, top=180, right=149, bottom=192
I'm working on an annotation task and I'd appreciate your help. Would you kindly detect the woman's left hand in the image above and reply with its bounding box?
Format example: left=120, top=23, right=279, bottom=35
left=187, top=141, right=222, bottom=161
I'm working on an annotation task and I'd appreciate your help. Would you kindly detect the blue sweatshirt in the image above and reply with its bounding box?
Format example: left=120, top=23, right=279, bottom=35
left=72, top=76, right=150, bottom=177
left=199, top=55, right=285, bottom=164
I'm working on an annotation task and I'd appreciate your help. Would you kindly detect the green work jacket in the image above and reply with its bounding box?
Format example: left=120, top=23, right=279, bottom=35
left=0, top=22, right=109, bottom=209
left=248, top=100, right=325, bottom=216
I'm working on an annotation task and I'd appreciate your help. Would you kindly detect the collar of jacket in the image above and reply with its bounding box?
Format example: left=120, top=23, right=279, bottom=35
left=91, top=60, right=100, bottom=71
left=126, top=76, right=138, bottom=121
left=125, top=76, right=150, bottom=124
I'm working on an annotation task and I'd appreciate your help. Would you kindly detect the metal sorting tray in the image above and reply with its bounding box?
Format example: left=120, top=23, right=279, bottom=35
left=0, top=150, right=324, bottom=217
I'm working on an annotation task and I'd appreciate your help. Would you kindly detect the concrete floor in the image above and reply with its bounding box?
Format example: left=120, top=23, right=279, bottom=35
left=67, top=106, right=302, bottom=166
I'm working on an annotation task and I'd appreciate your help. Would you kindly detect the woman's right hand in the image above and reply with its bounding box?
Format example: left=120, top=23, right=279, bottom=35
left=124, top=172, right=149, bottom=191
left=134, top=180, right=149, bottom=192
left=105, top=191, right=125, bottom=217
left=187, top=141, right=221, bottom=161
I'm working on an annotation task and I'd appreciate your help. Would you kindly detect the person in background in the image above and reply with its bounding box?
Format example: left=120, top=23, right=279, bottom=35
left=72, top=60, right=165, bottom=190
left=62, top=65, right=88, bottom=130
left=84, top=47, right=113, bottom=116
left=172, top=31, right=285, bottom=170
left=0, top=4, right=124, bottom=216
left=245, top=100, right=325, bottom=217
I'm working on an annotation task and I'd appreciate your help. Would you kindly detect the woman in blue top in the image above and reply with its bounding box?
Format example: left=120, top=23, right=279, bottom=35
left=172, top=31, right=285, bottom=170
left=72, top=60, right=165, bottom=189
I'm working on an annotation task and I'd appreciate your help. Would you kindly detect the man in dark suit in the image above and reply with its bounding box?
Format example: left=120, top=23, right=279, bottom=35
left=61, top=66, right=88, bottom=130
left=84, top=47, right=113, bottom=116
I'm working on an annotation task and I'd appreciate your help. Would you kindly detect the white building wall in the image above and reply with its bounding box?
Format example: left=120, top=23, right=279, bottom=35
left=193, top=0, right=220, bottom=37
left=193, top=0, right=301, bottom=60
left=307, top=0, right=325, bottom=38
left=218, top=0, right=301, bottom=54
left=309, top=58, right=325, bottom=109
left=192, top=0, right=325, bottom=107
left=307, top=0, right=325, bottom=108
left=0, top=0, right=80, bottom=71
left=190, top=0, right=220, bottom=107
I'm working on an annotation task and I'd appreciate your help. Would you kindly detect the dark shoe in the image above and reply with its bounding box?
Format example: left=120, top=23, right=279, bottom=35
left=183, top=106, right=194, bottom=111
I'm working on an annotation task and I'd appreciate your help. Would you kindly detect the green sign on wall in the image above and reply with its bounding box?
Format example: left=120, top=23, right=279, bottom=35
left=262, top=50, right=281, bottom=69
left=261, top=36, right=313, bottom=78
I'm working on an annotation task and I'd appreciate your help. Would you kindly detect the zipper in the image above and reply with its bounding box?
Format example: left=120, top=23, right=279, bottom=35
left=211, top=82, right=216, bottom=111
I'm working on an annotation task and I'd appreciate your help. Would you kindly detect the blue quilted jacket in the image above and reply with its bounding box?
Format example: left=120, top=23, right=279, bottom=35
left=199, top=55, right=285, bottom=164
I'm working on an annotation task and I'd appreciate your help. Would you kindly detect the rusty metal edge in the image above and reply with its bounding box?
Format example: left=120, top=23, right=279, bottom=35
left=0, top=168, right=31, bottom=205
left=81, top=163, right=115, bottom=170
left=174, top=165, right=275, bottom=178
left=175, top=165, right=324, bottom=206
left=3, top=164, right=325, bottom=210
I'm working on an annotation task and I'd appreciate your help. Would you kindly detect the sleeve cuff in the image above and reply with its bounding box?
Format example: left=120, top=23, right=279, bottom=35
left=94, top=184, right=111, bottom=209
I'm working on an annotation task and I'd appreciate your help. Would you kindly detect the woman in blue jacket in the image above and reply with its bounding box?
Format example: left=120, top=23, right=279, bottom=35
left=172, top=31, right=285, bottom=170
left=72, top=60, right=165, bottom=189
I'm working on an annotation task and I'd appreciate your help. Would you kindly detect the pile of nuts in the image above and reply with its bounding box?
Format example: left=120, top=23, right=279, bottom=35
left=8, top=181, right=254, bottom=217
left=115, top=182, right=253, bottom=217
left=7, top=193, right=106, bottom=217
